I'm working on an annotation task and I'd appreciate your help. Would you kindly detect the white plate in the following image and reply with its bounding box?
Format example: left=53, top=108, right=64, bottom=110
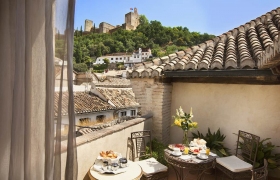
left=197, top=154, right=208, bottom=160
left=171, top=151, right=182, bottom=157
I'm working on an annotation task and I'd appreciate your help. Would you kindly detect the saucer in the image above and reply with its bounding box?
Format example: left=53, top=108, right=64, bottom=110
left=197, top=154, right=208, bottom=160
left=171, top=151, right=182, bottom=157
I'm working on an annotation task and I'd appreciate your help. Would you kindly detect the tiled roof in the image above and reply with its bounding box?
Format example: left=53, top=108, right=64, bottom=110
left=127, top=7, right=280, bottom=78
left=105, top=52, right=132, bottom=56
left=95, top=77, right=131, bottom=88
left=54, top=92, right=116, bottom=116
left=96, top=88, right=140, bottom=109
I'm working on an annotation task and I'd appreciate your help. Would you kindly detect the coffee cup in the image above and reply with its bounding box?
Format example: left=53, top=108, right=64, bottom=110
left=173, top=147, right=180, bottom=154
left=200, top=150, right=207, bottom=156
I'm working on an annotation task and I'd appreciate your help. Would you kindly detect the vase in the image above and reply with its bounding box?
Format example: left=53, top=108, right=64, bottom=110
left=182, top=131, right=189, bottom=146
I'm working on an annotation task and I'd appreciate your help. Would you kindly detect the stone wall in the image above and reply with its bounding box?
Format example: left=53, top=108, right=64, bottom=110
left=99, top=22, right=115, bottom=33
left=130, top=78, right=172, bottom=144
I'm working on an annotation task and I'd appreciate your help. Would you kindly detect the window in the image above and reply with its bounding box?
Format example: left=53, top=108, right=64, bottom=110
left=131, top=110, right=136, bottom=116
left=120, top=111, right=127, bottom=117
left=134, top=56, right=136, bottom=58
left=79, top=118, right=91, bottom=125
left=145, top=53, right=147, bottom=55
left=120, top=58, right=122, bottom=60
left=111, top=58, right=113, bottom=60
left=116, top=58, right=118, bottom=60
left=137, top=55, right=139, bottom=58
left=124, top=57, right=126, bottom=60
left=96, top=115, right=106, bottom=123
left=128, top=57, right=130, bottom=60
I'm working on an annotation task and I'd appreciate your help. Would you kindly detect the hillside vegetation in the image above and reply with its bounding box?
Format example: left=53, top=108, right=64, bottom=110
left=73, top=15, right=215, bottom=72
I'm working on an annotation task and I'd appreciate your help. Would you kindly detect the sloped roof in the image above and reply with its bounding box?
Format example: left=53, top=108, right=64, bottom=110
left=96, top=87, right=140, bottom=109
left=54, top=92, right=115, bottom=116
left=127, top=7, right=280, bottom=78
left=95, top=77, right=131, bottom=88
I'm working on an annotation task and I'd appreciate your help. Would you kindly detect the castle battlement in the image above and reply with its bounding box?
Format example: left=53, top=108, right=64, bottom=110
left=84, top=8, right=140, bottom=33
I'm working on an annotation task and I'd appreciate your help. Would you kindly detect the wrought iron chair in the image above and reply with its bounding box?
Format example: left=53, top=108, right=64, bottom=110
left=215, top=130, right=260, bottom=179
left=252, top=159, right=268, bottom=180
left=130, top=130, right=168, bottom=180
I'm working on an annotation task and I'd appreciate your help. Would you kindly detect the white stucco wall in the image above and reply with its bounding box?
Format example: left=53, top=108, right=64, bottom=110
left=170, top=83, right=280, bottom=154
left=118, top=108, right=138, bottom=117
left=57, top=110, right=115, bottom=131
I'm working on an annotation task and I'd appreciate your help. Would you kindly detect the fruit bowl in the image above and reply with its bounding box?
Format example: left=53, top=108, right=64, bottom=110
left=97, top=150, right=122, bottom=163
left=168, top=144, right=185, bottom=151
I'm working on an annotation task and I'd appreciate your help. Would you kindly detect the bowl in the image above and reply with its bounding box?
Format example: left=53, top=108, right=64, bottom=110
left=111, top=163, right=119, bottom=171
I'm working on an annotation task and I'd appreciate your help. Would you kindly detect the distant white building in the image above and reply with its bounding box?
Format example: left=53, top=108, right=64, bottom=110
left=94, top=52, right=131, bottom=65
left=93, top=48, right=152, bottom=67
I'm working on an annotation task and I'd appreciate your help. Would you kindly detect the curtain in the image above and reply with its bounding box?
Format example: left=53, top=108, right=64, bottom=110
left=0, top=0, right=77, bottom=180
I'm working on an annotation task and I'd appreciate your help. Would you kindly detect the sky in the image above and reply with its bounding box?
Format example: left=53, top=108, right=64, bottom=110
left=74, top=0, right=280, bottom=36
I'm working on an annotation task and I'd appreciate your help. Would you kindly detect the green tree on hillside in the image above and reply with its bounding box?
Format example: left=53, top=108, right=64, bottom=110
left=73, top=15, right=216, bottom=65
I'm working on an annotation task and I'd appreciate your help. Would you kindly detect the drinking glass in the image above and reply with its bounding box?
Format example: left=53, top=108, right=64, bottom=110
left=184, top=147, right=189, bottom=154
left=206, top=147, right=210, bottom=155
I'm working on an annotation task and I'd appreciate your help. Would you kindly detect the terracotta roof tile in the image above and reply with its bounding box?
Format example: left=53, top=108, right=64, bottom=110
left=128, top=7, right=280, bottom=78
left=54, top=92, right=115, bottom=117
left=96, top=88, right=140, bottom=109
left=95, top=77, right=131, bottom=88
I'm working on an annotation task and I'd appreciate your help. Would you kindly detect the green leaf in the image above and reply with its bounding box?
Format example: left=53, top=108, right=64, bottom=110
left=254, top=162, right=260, bottom=168
left=268, top=158, right=276, bottom=164
left=257, top=151, right=264, bottom=161
left=219, top=148, right=227, bottom=156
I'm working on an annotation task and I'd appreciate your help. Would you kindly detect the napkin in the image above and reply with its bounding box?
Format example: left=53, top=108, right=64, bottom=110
left=209, top=152, right=217, bottom=156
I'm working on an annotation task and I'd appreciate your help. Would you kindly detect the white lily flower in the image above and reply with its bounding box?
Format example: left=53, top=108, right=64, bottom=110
left=189, top=107, right=194, bottom=119
left=179, top=106, right=185, bottom=117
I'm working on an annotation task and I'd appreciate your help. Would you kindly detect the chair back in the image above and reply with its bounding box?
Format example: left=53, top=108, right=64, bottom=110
left=236, top=130, right=260, bottom=168
left=252, top=159, right=268, bottom=180
left=131, top=130, right=152, bottom=161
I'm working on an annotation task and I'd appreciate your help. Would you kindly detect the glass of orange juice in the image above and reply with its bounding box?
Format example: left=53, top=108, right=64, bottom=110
left=184, top=147, right=189, bottom=154
left=206, top=147, right=210, bottom=156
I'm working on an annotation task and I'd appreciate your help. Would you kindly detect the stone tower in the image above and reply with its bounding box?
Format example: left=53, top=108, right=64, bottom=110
left=124, top=8, right=140, bottom=30
left=84, top=19, right=93, bottom=32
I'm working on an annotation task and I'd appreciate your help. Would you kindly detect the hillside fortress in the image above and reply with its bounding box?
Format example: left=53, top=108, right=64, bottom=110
left=84, top=8, right=140, bottom=34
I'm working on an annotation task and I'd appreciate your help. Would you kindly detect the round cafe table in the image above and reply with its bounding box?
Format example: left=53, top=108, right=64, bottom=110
left=88, top=160, right=142, bottom=180
left=164, top=149, right=216, bottom=180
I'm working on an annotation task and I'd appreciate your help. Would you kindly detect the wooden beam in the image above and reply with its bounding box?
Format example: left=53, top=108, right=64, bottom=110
left=164, top=69, right=274, bottom=77
left=166, top=76, right=280, bottom=85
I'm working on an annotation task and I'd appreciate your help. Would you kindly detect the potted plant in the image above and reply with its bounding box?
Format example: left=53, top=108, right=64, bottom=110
left=253, top=138, right=280, bottom=169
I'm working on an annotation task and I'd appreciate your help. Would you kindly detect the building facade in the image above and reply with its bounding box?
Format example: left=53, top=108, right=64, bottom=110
left=125, top=48, right=152, bottom=67
left=94, top=53, right=131, bottom=65
left=94, top=48, right=152, bottom=67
